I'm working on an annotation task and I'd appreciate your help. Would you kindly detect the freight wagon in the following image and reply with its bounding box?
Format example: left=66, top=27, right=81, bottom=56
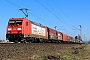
left=62, top=33, right=69, bottom=43
left=47, top=28, right=57, bottom=42
left=57, top=32, right=63, bottom=43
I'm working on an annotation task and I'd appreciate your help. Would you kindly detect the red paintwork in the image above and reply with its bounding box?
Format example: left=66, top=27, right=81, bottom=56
left=7, top=18, right=23, bottom=34
left=7, top=18, right=76, bottom=43
left=57, top=32, right=63, bottom=41
left=7, top=18, right=48, bottom=39
left=28, top=21, right=48, bottom=39
left=48, top=28, right=57, bottom=40
left=62, top=33, right=68, bottom=41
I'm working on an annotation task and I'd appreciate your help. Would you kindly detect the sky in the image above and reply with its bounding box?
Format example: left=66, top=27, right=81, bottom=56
left=0, top=0, right=90, bottom=41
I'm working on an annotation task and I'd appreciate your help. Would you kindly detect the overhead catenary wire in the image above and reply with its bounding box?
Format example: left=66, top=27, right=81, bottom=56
left=43, top=0, right=81, bottom=36
left=52, top=0, right=81, bottom=37
left=16, top=0, right=26, bottom=7
left=44, top=0, right=67, bottom=21
left=44, top=0, right=60, bottom=16
left=28, top=11, right=55, bottom=26
left=5, top=0, right=55, bottom=27
left=5, top=0, right=72, bottom=29
left=5, top=0, right=71, bottom=29
left=5, top=0, right=21, bottom=8
left=44, top=0, right=71, bottom=31
left=52, top=0, right=69, bottom=19
left=52, top=0, right=80, bottom=30
left=36, top=0, right=72, bottom=29
left=16, top=0, right=55, bottom=26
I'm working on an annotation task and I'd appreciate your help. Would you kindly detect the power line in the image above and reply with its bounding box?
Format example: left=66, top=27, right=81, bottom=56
left=6, top=0, right=71, bottom=29
left=44, top=0, right=68, bottom=22
left=44, top=0, right=79, bottom=33
left=5, top=0, right=21, bottom=8
left=36, top=0, right=59, bottom=19
left=28, top=11, right=55, bottom=26
left=36, top=0, right=77, bottom=35
left=16, top=0, right=56, bottom=26
left=16, top=0, right=25, bottom=7
left=44, top=0, right=59, bottom=16
left=52, top=0, right=78, bottom=27
left=52, top=0, right=82, bottom=36
left=5, top=0, right=55, bottom=27
left=36, top=0, right=72, bottom=29
left=5, top=0, right=72, bottom=29
left=44, top=0, right=73, bottom=27
left=52, top=0, right=72, bottom=20
left=44, top=0, right=72, bottom=29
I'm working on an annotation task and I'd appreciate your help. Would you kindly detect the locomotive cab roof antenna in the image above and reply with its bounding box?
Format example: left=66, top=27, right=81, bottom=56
left=19, top=8, right=28, bottom=18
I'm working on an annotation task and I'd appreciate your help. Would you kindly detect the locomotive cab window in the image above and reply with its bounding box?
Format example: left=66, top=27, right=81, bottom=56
left=16, top=20, right=22, bottom=25
left=8, top=20, right=15, bottom=25
left=26, top=22, right=28, bottom=26
left=9, top=20, right=22, bottom=25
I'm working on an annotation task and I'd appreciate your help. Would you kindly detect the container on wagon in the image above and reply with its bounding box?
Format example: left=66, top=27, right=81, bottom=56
left=57, top=32, right=63, bottom=41
left=68, top=36, right=73, bottom=42
left=29, top=21, right=48, bottom=39
left=62, top=33, right=68, bottom=42
left=48, top=28, right=57, bottom=40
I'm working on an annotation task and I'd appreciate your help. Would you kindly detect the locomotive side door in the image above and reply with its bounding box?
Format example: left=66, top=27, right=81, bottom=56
left=26, top=21, right=29, bottom=36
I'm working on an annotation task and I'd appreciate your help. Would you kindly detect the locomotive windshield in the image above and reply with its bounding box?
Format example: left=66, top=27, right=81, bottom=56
left=9, top=20, right=22, bottom=25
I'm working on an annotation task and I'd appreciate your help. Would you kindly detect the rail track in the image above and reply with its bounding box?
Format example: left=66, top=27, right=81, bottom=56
left=0, top=43, right=81, bottom=60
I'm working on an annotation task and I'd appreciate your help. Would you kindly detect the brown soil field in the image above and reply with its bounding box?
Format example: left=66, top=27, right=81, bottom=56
left=0, top=43, right=87, bottom=60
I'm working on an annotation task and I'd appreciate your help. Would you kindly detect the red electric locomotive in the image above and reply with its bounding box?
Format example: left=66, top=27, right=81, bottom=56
left=6, top=18, right=48, bottom=43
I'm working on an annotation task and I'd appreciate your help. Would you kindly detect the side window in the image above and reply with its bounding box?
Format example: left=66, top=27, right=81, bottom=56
left=26, top=22, right=28, bottom=26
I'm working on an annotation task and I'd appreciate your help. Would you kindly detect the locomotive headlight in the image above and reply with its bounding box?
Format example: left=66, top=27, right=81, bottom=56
left=17, top=28, right=22, bottom=30
left=8, top=28, right=12, bottom=30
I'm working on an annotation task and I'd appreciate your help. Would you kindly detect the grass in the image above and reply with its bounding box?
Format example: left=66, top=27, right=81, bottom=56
left=34, top=44, right=90, bottom=60
left=59, top=44, right=90, bottom=60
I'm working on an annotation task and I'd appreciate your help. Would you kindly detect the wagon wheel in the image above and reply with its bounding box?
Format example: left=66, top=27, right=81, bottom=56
left=29, top=40, right=32, bottom=43
left=15, top=40, right=18, bottom=43
left=39, top=39, right=43, bottom=43
left=21, top=39, right=26, bottom=43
